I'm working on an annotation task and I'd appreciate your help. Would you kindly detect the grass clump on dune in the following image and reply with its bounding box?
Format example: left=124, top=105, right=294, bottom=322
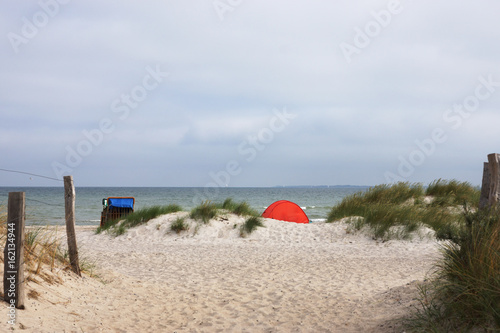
left=219, top=199, right=264, bottom=236
left=170, top=216, right=188, bottom=234
left=426, top=178, right=480, bottom=207
left=190, top=201, right=218, bottom=224
left=327, top=182, right=425, bottom=221
left=191, top=199, right=259, bottom=225
left=240, top=216, right=265, bottom=237
left=98, top=204, right=183, bottom=236
left=219, top=198, right=259, bottom=217
left=191, top=199, right=264, bottom=236
left=361, top=182, right=425, bottom=205
left=327, top=180, right=479, bottom=241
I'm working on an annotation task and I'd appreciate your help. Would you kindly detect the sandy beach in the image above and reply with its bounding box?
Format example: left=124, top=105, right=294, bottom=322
left=3, top=213, right=441, bottom=332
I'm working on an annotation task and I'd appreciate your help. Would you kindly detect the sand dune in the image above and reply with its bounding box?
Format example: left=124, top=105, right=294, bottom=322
left=4, top=213, right=441, bottom=332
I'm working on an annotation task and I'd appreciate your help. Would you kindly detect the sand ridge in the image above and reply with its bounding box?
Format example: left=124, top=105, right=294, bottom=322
left=3, top=213, right=441, bottom=332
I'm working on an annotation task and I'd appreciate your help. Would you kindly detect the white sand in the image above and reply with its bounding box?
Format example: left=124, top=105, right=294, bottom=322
left=4, top=213, right=442, bottom=332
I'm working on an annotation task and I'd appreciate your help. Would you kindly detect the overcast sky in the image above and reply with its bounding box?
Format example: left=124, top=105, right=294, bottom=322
left=1, top=1, right=500, bottom=187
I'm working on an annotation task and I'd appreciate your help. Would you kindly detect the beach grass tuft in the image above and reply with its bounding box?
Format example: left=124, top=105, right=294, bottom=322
left=219, top=198, right=259, bottom=217
left=170, top=216, right=188, bottom=234
left=240, top=216, right=265, bottom=237
left=221, top=198, right=236, bottom=210
left=24, top=227, right=62, bottom=275
left=190, top=199, right=259, bottom=224
left=190, top=201, right=218, bottom=224
left=362, top=182, right=425, bottom=205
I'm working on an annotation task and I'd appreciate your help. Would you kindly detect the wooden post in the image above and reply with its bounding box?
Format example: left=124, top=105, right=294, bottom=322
left=488, top=153, right=500, bottom=207
left=479, top=162, right=490, bottom=209
left=64, top=176, right=81, bottom=276
left=3, top=192, right=25, bottom=309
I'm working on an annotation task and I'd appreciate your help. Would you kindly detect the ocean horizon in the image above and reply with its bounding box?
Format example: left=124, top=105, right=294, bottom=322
left=0, top=186, right=369, bottom=226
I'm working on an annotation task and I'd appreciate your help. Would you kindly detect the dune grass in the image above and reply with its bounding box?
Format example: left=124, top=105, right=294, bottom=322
left=426, top=178, right=480, bottom=207
left=240, top=216, right=265, bottom=237
left=219, top=198, right=260, bottom=217
left=1, top=206, right=64, bottom=280
left=98, top=204, right=183, bottom=236
left=408, top=208, right=500, bottom=332
left=190, top=201, right=218, bottom=224
left=361, top=182, right=425, bottom=205
left=191, top=198, right=260, bottom=222
left=170, top=216, right=188, bottom=234
left=327, top=180, right=479, bottom=241
left=190, top=199, right=264, bottom=236
left=0, top=205, right=92, bottom=288
left=222, top=199, right=264, bottom=236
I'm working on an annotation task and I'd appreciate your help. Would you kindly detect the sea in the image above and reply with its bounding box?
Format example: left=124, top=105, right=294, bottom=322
left=0, top=186, right=369, bottom=226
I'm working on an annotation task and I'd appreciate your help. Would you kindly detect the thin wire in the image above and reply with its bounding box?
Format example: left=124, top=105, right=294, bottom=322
left=26, top=198, right=65, bottom=207
left=0, top=168, right=63, bottom=182
left=1, top=192, right=70, bottom=207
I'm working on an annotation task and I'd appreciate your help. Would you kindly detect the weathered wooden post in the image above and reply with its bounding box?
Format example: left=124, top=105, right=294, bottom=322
left=479, top=162, right=491, bottom=209
left=3, top=192, right=26, bottom=310
left=488, top=153, right=500, bottom=207
left=479, top=154, right=500, bottom=209
left=64, top=176, right=81, bottom=276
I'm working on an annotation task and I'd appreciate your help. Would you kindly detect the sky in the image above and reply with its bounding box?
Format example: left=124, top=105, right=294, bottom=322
left=1, top=0, right=500, bottom=187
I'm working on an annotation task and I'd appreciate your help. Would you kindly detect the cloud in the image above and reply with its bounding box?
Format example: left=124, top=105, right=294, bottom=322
left=1, top=0, right=500, bottom=186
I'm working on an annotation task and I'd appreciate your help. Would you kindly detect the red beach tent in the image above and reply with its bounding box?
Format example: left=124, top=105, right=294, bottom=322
left=261, top=200, right=310, bottom=224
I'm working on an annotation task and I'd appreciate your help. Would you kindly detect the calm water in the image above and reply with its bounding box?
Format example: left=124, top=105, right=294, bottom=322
left=0, top=187, right=368, bottom=226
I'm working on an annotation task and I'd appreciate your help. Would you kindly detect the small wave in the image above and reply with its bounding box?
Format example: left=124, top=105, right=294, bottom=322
left=310, top=218, right=327, bottom=223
